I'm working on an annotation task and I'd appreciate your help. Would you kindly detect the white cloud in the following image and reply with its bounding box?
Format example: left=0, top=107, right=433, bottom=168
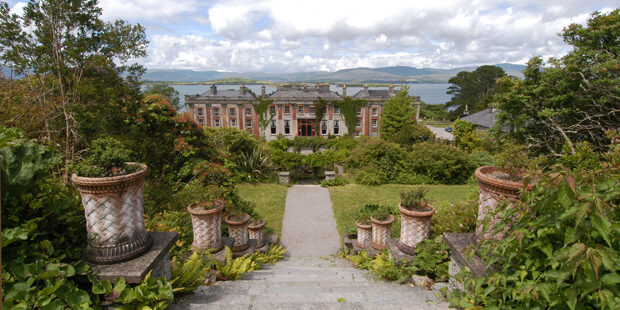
left=101, top=0, right=619, bottom=72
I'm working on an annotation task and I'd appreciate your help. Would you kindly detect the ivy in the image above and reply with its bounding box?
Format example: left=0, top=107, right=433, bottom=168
left=334, top=97, right=367, bottom=137
left=314, top=98, right=327, bottom=129
left=251, top=97, right=275, bottom=136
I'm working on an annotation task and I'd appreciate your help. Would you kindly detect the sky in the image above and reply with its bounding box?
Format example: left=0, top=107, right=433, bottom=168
left=6, top=0, right=617, bottom=73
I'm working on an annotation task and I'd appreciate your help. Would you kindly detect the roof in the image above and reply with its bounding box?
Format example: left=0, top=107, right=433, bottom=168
left=267, top=88, right=342, bottom=101
left=351, top=89, right=395, bottom=99
left=461, top=108, right=500, bottom=129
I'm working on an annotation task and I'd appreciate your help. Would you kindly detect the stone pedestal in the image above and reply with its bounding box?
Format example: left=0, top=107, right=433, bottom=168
left=387, top=238, right=415, bottom=262
left=278, top=171, right=290, bottom=185
left=233, top=239, right=258, bottom=258
left=211, top=237, right=236, bottom=264
left=443, top=233, right=489, bottom=290
left=324, top=171, right=336, bottom=181
left=256, top=234, right=278, bottom=253
left=89, top=231, right=178, bottom=283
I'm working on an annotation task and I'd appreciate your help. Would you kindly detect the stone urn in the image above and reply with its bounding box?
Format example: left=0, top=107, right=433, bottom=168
left=248, top=219, right=266, bottom=248
left=475, top=166, right=534, bottom=240
left=71, top=163, right=152, bottom=264
left=355, top=220, right=372, bottom=248
left=187, top=200, right=225, bottom=253
left=398, top=202, right=436, bottom=255
left=225, top=213, right=250, bottom=251
left=370, top=215, right=395, bottom=251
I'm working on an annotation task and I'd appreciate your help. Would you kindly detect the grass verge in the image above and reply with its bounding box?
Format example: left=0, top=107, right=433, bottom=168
left=329, top=184, right=476, bottom=238
left=237, top=184, right=288, bottom=235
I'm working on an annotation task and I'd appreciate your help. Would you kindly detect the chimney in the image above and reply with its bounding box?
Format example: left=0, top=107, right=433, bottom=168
left=463, top=104, right=470, bottom=116
left=210, top=84, right=216, bottom=95
left=303, top=84, right=307, bottom=91
left=389, top=83, right=394, bottom=94
left=261, top=84, right=266, bottom=97
left=240, top=83, right=245, bottom=96
left=342, top=83, right=347, bottom=97
left=364, top=84, right=369, bottom=95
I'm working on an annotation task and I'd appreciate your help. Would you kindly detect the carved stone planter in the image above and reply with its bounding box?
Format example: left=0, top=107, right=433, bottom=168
left=248, top=219, right=266, bottom=248
left=398, top=202, right=436, bottom=255
left=71, top=163, right=152, bottom=264
left=475, top=166, right=533, bottom=240
left=355, top=220, right=372, bottom=248
left=278, top=171, right=290, bottom=184
left=225, top=213, right=250, bottom=251
left=370, top=215, right=394, bottom=251
left=187, top=200, right=225, bottom=253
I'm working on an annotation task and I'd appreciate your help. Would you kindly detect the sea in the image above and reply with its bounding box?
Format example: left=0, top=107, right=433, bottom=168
left=149, top=83, right=452, bottom=112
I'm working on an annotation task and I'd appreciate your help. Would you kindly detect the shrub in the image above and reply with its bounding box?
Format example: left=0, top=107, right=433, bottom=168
left=355, top=169, right=385, bottom=185
left=453, top=119, right=482, bottom=151
left=400, top=187, right=428, bottom=211
left=430, top=189, right=478, bottom=237
left=320, top=177, right=347, bottom=187
left=449, top=160, right=620, bottom=309
left=355, top=203, right=381, bottom=224
left=387, top=123, right=436, bottom=146
left=72, top=136, right=138, bottom=177
left=406, top=142, right=476, bottom=184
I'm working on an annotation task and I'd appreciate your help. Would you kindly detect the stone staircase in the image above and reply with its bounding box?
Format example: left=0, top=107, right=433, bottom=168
left=170, top=256, right=450, bottom=309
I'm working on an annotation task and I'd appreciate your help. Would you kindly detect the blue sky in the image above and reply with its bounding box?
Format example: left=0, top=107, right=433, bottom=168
left=6, top=0, right=617, bottom=73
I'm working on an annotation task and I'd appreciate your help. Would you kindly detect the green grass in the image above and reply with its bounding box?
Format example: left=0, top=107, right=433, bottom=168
left=237, top=184, right=288, bottom=235
left=329, top=184, right=475, bottom=237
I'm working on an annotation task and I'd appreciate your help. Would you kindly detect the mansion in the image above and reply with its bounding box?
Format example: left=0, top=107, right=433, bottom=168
left=184, top=83, right=420, bottom=140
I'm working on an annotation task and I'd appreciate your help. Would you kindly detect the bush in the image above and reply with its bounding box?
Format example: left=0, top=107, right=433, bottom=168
left=320, top=177, right=347, bottom=187
left=430, top=189, right=478, bottom=237
left=449, top=159, right=620, bottom=309
left=453, top=119, right=482, bottom=151
left=406, top=142, right=476, bottom=184
left=72, top=136, right=138, bottom=177
left=387, top=123, right=436, bottom=146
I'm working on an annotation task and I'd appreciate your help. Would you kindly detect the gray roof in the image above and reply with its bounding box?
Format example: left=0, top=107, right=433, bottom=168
left=351, top=89, right=396, bottom=99
left=188, top=86, right=256, bottom=100
left=461, top=108, right=500, bottom=129
left=267, top=89, right=342, bottom=101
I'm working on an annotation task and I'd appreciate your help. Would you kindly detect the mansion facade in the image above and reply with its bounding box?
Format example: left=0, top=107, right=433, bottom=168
left=184, top=83, right=419, bottom=140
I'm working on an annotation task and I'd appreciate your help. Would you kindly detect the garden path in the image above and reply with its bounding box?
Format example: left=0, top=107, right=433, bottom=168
left=171, top=185, right=450, bottom=309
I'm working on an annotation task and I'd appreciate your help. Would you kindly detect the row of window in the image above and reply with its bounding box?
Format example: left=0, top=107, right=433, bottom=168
left=198, top=106, right=380, bottom=118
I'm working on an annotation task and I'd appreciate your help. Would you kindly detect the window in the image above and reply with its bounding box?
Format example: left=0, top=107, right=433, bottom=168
left=270, top=120, right=276, bottom=134
left=298, top=106, right=304, bottom=114
left=371, top=130, right=378, bottom=137
left=245, top=119, right=252, bottom=128
left=284, top=120, right=290, bottom=134
left=372, top=108, right=378, bottom=116
left=321, top=121, right=327, bottom=135
left=230, top=119, right=236, bottom=127
left=334, top=106, right=340, bottom=114
left=197, top=108, right=203, bottom=116
left=214, top=119, right=220, bottom=127
left=372, top=119, right=377, bottom=128
left=270, top=106, right=276, bottom=115
left=310, top=107, right=315, bottom=114
left=245, top=108, right=252, bottom=116
left=230, top=108, right=236, bottom=116
left=284, top=105, right=290, bottom=114
left=355, top=131, right=361, bottom=137
left=356, top=119, right=361, bottom=128
left=198, top=119, right=204, bottom=125
left=213, top=108, right=219, bottom=117
left=356, top=108, right=361, bottom=116
left=333, top=120, right=339, bottom=135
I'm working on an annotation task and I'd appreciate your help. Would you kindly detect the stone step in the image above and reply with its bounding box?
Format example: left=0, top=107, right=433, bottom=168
left=171, top=301, right=451, bottom=310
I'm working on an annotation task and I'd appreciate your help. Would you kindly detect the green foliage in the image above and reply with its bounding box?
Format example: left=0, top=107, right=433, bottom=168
left=72, top=136, right=138, bottom=177
left=380, top=86, right=416, bottom=140
left=558, top=141, right=601, bottom=171
left=355, top=203, right=381, bottom=223
left=446, top=65, right=506, bottom=119
left=320, top=177, right=348, bottom=187
left=453, top=119, right=482, bottom=152
left=210, top=247, right=259, bottom=281
left=251, top=244, right=287, bottom=265
left=494, top=10, right=620, bottom=155
left=103, top=273, right=174, bottom=310
left=370, top=204, right=392, bottom=221
left=314, top=98, right=328, bottom=129
left=334, top=97, right=367, bottom=137
left=419, top=102, right=448, bottom=121
left=143, top=83, right=181, bottom=109
left=387, top=123, right=435, bottom=146
left=145, top=210, right=193, bottom=258
left=400, top=187, right=427, bottom=210
left=449, top=157, right=620, bottom=309
left=252, top=97, right=275, bottom=136
left=234, top=147, right=274, bottom=183
left=406, top=142, right=477, bottom=184
left=170, top=252, right=215, bottom=293
left=430, top=190, right=478, bottom=237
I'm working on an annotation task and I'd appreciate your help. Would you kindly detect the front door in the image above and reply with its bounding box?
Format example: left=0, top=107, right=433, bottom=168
left=298, top=119, right=316, bottom=137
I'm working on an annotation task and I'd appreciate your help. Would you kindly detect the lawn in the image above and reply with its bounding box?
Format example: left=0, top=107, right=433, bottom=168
left=237, top=183, right=288, bottom=235
left=329, top=184, right=476, bottom=238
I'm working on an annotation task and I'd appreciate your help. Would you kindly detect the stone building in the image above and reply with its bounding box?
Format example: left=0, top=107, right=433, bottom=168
left=184, top=82, right=419, bottom=140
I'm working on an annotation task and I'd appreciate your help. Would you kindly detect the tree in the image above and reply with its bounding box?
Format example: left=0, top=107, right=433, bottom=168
left=453, top=119, right=481, bottom=152
left=446, top=65, right=506, bottom=119
left=419, top=101, right=448, bottom=121
left=0, top=0, right=147, bottom=181
left=494, top=9, right=619, bottom=155
left=251, top=97, right=274, bottom=138
left=143, top=83, right=181, bottom=109
left=380, top=86, right=416, bottom=140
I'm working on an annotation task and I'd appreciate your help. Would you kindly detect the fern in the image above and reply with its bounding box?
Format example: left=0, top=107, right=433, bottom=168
left=252, top=244, right=286, bottom=265
left=346, top=251, right=372, bottom=270
left=210, top=247, right=259, bottom=281
left=170, top=251, right=214, bottom=293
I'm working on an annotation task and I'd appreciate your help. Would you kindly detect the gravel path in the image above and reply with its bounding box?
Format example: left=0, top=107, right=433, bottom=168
left=280, top=185, right=341, bottom=257
left=425, top=125, right=454, bottom=141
